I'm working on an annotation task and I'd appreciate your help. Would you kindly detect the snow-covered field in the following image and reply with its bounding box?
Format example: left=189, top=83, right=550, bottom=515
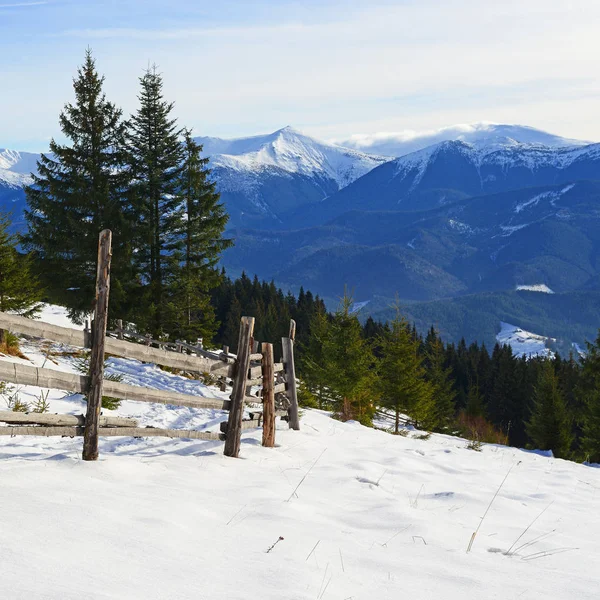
left=496, top=322, right=555, bottom=359
left=1, top=307, right=599, bottom=599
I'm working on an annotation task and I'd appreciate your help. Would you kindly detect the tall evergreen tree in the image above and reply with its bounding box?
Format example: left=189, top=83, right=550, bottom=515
left=0, top=212, right=42, bottom=342
left=578, top=332, right=600, bottom=462
left=165, top=131, right=232, bottom=343
left=377, top=312, right=433, bottom=432
left=322, top=293, right=375, bottom=425
left=527, top=361, right=573, bottom=458
left=126, top=66, right=184, bottom=336
left=425, top=335, right=457, bottom=432
left=299, top=307, right=331, bottom=409
left=24, top=49, right=131, bottom=320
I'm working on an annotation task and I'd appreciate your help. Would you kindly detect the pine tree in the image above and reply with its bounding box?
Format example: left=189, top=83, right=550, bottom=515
left=578, top=332, right=600, bottom=462
left=377, top=312, right=433, bottom=432
left=527, top=361, right=573, bottom=458
left=24, top=49, right=131, bottom=321
left=0, top=212, right=42, bottom=343
left=322, top=293, right=375, bottom=425
left=165, top=131, right=232, bottom=343
left=425, top=335, right=457, bottom=432
left=299, top=307, right=331, bottom=409
left=126, top=66, right=184, bottom=336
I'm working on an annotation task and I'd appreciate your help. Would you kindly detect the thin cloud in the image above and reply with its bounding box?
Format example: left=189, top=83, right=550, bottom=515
left=0, top=1, right=48, bottom=7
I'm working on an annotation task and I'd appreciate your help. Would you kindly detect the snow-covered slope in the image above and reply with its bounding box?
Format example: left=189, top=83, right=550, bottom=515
left=1, top=306, right=599, bottom=599
left=338, top=122, right=591, bottom=158
left=497, top=322, right=555, bottom=359
left=197, top=126, right=389, bottom=189
left=0, top=148, right=37, bottom=188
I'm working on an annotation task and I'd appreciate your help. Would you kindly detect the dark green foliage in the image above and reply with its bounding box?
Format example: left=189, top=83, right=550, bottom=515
left=377, top=312, right=434, bottom=432
left=0, top=212, right=42, bottom=316
left=322, top=293, right=375, bottom=425
left=579, top=333, right=600, bottom=463
left=125, top=65, right=184, bottom=336
left=164, top=131, right=232, bottom=343
left=424, top=333, right=457, bottom=432
left=527, top=361, right=573, bottom=458
left=24, top=49, right=132, bottom=322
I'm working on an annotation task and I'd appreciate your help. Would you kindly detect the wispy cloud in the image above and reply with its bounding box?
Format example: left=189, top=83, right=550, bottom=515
left=0, top=1, right=48, bottom=7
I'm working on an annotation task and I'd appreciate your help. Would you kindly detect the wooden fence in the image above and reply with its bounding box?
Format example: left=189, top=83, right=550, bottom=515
left=0, top=230, right=299, bottom=460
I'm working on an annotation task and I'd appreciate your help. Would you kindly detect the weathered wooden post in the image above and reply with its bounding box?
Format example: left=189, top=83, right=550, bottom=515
left=282, top=319, right=300, bottom=431
left=224, top=316, right=255, bottom=458
left=261, top=342, right=276, bottom=447
left=82, top=229, right=112, bottom=461
left=116, top=319, right=124, bottom=340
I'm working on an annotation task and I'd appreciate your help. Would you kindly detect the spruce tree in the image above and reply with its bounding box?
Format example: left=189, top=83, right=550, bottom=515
left=299, top=307, right=331, bottom=409
left=126, top=66, right=184, bottom=336
left=165, top=131, right=232, bottom=343
left=24, top=49, right=131, bottom=320
left=377, top=312, right=433, bottom=432
left=322, top=292, right=375, bottom=425
left=425, top=335, right=457, bottom=432
left=527, top=361, right=573, bottom=458
left=0, top=212, right=42, bottom=342
left=578, top=332, right=600, bottom=462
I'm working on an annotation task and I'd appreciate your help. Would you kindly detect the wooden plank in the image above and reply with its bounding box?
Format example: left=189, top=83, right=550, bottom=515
left=220, top=418, right=261, bottom=434
left=261, top=343, right=275, bottom=448
left=0, top=361, right=230, bottom=411
left=83, top=229, right=112, bottom=461
left=272, top=382, right=287, bottom=395
left=102, top=380, right=230, bottom=410
left=249, top=353, right=263, bottom=362
left=274, top=363, right=284, bottom=373
left=0, top=426, right=223, bottom=440
left=246, top=377, right=262, bottom=386
left=282, top=333, right=300, bottom=431
left=0, top=426, right=84, bottom=437
left=248, top=365, right=262, bottom=379
left=224, top=316, right=255, bottom=458
left=0, top=312, right=88, bottom=347
left=0, top=411, right=136, bottom=428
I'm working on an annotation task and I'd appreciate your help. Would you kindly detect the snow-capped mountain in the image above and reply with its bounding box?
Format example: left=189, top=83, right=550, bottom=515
left=0, top=148, right=37, bottom=188
left=337, top=122, right=590, bottom=158
left=194, top=126, right=389, bottom=228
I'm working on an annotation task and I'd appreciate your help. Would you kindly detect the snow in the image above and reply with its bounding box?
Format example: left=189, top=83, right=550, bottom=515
left=1, top=305, right=599, bottom=599
left=496, top=322, right=555, bottom=359
left=0, top=148, right=37, bottom=188
left=516, top=284, right=555, bottom=294
left=199, top=127, right=389, bottom=191
left=336, top=122, right=591, bottom=157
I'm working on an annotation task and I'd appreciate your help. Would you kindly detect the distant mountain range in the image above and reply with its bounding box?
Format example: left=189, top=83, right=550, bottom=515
left=3, top=123, right=600, bottom=348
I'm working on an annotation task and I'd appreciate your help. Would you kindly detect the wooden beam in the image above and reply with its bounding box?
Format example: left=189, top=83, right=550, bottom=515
left=261, top=343, right=275, bottom=448
left=0, top=411, right=136, bottom=428
left=224, top=316, right=255, bottom=458
left=249, top=353, right=263, bottom=362
left=0, top=312, right=88, bottom=347
left=282, top=333, right=300, bottom=431
left=0, top=361, right=230, bottom=411
left=273, top=363, right=285, bottom=373
left=248, top=365, right=262, bottom=379
left=220, top=418, right=261, bottom=434
left=0, top=426, right=223, bottom=440
left=83, top=229, right=112, bottom=461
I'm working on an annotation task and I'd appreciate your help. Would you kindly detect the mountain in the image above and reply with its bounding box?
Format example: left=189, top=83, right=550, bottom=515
left=0, top=149, right=36, bottom=230
left=195, top=126, right=389, bottom=228
left=336, top=122, right=589, bottom=158
left=286, top=138, right=600, bottom=227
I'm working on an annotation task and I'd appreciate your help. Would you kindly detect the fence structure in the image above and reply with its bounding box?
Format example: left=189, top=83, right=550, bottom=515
left=0, top=230, right=299, bottom=460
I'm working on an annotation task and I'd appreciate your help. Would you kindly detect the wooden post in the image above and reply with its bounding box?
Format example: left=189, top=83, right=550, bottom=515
left=282, top=320, right=300, bottom=431
left=117, top=319, right=123, bottom=340
left=82, top=229, right=112, bottom=461
left=289, top=319, right=296, bottom=342
left=261, top=342, right=276, bottom=448
left=224, top=316, right=255, bottom=458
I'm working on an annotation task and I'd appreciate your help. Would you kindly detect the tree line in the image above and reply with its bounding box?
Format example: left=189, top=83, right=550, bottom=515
left=296, top=295, right=600, bottom=464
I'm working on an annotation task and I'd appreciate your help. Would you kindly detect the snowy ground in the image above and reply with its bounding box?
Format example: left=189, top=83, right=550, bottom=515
left=496, top=322, right=555, bottom=359
left=0, top=307, right=599, bottom=599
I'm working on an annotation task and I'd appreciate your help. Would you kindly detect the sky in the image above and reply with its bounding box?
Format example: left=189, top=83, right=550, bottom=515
left=2, top=0, right=600, bottom=151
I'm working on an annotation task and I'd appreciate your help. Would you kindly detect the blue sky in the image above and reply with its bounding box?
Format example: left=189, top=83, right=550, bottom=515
left=2, top=0, right=600, bottom=151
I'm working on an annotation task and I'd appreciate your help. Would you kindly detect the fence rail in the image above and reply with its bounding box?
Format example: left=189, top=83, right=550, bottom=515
left=0, top=230, right=300, bottom=461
